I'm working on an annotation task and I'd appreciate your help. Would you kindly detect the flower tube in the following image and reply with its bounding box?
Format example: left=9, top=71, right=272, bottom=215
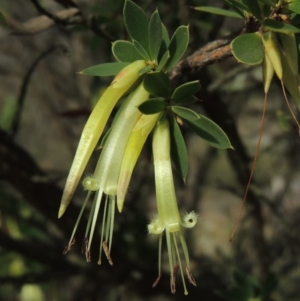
left=63, top=82, right=150, bottom=264
left=59, top=60, right=147, bottom=218
left=150, top=118, right=197, bottom=295
left=117, top=113, right=160, bottom=212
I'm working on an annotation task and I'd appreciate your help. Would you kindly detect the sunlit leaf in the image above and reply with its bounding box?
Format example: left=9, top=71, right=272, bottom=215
left=79, top=62, right=130, bottom=76
left=143, top=72, right=171, bottom=97
left=185, top=115, right=232, bottom=149
left=172, top=106, right=200, bottom=121
left=231, top=33, right=264, bottom=65
left=193, top=6, right=243, bottom=19
left=171, top=81, right=201, bottom=103
left=124, top=0, right=149, bottom=50
left=169, top=116, right=188, bottom=180
left=149, top=10, right=162, bottom=61
left=138, top=98, right=166, bottom=114
left=263, top=18, right=300, bottom=33
left=112, top=40, right=143, bottom=62
left=164, top=25, right=189, bottom=72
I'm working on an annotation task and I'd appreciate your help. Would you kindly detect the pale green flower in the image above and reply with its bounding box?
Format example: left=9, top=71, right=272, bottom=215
left=149, top=118, right=197, bottom=295
left=59, top=60, right=147, bottom=218
left=117, top=113, right=160, bottom=212
left=63, top=82, right=150, bottom=265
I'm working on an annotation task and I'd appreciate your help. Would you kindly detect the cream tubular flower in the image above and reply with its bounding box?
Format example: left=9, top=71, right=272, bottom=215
left=59, top=60, right=147, bottom=218
left=117, top=113, right=160, bottom=212
left=64, top=82, right=150, bottom=264
left=150, top=118, right=197, bottom=295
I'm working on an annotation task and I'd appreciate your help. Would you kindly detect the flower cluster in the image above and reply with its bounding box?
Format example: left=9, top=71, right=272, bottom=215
left=60, top=61, right=197, bottom=294
left=59, top=0, right=231, bottom=294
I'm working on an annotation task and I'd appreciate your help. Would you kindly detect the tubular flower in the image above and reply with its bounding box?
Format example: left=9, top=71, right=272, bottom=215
left=59, top=60, right=147, bottom=218
left=63, top=82, right=150, bottom=265
left=117, top=113, right=160, bottom=212
left=149, top=119, right=197, bottom=295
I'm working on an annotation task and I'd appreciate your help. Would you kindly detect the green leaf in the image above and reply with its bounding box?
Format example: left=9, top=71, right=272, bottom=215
left=169, top=117, right=188, bottom=180
left=124, top=0, right=149, bottom=51
left=143, top=72, right=171, bottom=97
left=172, top=106, right=200, bottom=121
left=112, top=40, right=143, bottom=62
left=171, top=80, right=201, bottom=103
left=164, top=25, right=189, bottom=72
left=174, top=95, right=198, bottom=105
left=241, top=0, right=262, bottom=19
left=185, top=115, right=232, bottom=149
left=224, top=1, right=245, bottom=19
left=133, top=40, right=150, bottom=60
left=158, top=23, right=170, bottom=61
left=138, top=98, right=166, bottom=114
left=226, top=0, right=248, bottom=15
left=79, top=62, right=130, bottom=76
left=263, top=18, right=300, bottom=33
left=157, top=50, right=170, bottom=71
left=288, top=0, right=300, bottom=14
left=193, top=6, right=243, bottom=19
left=231, top=33, right=264, bottom=65
left=149, top=10, right=162, bottom=61
left=278, top=33, right=298, bottom=75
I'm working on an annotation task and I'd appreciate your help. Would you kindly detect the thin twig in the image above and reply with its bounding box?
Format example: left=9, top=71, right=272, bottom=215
left=11, top=44, right=69, bottom=137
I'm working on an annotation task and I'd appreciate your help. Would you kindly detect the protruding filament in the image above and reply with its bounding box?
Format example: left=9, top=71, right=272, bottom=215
left=87, top=189, right=104, bottom=256
left=98, top=194, right=115, bottom=266
left=63, top=191, right=91, bottom=254
left=173, top=233, right=188, bottom=295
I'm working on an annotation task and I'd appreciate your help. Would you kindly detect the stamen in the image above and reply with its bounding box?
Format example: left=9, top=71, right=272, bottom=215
left=63, top=237, right=75, bottom=255
left=87, top=189, right=104, bottom=255
left=186, top=266, right=197, bottom=286
left=81, top=237, right=88, bottom=254
left=170, top=272, right=176, bottom=294
left=152, top=233, right=163, bottom=287
left=152, top=273, right=162, bottom=288
left=64, top=191, right=91, bottom=254
left=85, top=243, right=91, bottom=262
left=173, top=233, right=188, bottom=295
left=179, top=229, right=191, bottom=268
left=84, top=195, right=97, bottom=239
left=108, top=195, right=116, bottom=252
left=166, top=231, right=176, bottom=294
left=98, top=194, right=109, bottom=265
left=103, top=241, right=113, bottom=266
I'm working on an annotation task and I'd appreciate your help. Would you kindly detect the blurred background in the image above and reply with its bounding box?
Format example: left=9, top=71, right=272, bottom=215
left=1, top=0, right=300, bottom=300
